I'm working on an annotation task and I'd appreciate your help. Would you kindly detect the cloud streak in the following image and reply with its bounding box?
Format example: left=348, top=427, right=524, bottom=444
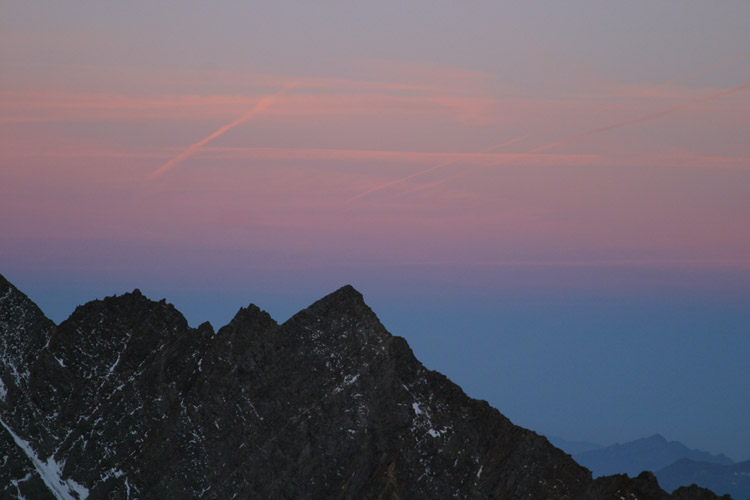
left=147, top=84, right=294, bottom=181
left=404, top=82, right=750, bottom=195
left=345, top=135, right=530, bottom=203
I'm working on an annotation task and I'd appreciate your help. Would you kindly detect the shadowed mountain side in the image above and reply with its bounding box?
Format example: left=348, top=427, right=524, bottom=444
left=0, top=274, right=733, bottom=499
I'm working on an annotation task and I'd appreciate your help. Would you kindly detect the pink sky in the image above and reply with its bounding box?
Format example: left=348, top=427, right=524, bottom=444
left=2, top=0, right=750, bottom=459
left=3, top=64, right=748, bottom=274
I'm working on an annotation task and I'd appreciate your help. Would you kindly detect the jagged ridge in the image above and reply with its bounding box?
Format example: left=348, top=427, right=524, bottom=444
left=0, top=274, right=733, bottom=499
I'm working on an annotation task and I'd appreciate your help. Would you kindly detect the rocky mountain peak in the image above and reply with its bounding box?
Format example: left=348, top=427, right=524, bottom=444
left=45, top=290, right=195, bottom=387
left=0, top=277, right=733, bottom=500
left=222, top=303, right=277, bottom=332
left=0, top=274, right=55, bottom=337
left=63, top=289, right=188, bottom=333
left=319, top=283, right=364, bottom=303
left=283, top=284, right=389, bottom=355
left=196, top=320, right=214, bottom=335
left=300, top=283, right=371, bottom=319
left=0, top=274, right=56, bottom=405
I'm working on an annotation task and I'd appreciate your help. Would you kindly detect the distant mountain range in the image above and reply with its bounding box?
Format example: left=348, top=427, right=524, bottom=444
left=657, top=460, right=750, bottom=500
left=573, top=434, right=734, bottom=478
left=549, top=433, right=747, bottom=499
left=0, top=273, right=732, bottom=499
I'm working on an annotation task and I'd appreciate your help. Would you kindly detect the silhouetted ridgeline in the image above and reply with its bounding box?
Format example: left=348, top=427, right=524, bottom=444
left=0, top=274, right=732, bottom=499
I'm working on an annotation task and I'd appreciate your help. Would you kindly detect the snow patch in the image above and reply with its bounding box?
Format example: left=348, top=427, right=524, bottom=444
left=333, top=373, right=360, bottom=394
left=412, top=402, right=424, bottom=416
left=427, top=427, right=448, bottom=438
left=100, top=468, right=125, bottom=482
left=10, top=472, right=32, bottom=499
left=53, top=355, right=66, bottom=368
left=0, top=377, right=6, bottom=401
left=0, top=417, right=89, bottom=500
left=108, top=352, right=121, bottom=374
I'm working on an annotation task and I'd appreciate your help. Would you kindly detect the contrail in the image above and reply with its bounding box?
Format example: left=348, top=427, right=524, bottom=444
left=147, top=84, right=294, bottom=181
left=347, top=55, right=749, bottom=201
left=409, top=82, right=750, bottom=194
left=345, top=134, right=530, bottom=203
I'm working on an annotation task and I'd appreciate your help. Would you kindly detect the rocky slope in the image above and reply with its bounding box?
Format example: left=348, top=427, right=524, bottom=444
left=0, top=274, right=731, bottom=499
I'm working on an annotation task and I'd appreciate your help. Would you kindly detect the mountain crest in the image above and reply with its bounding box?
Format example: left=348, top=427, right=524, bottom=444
left=303, top=284, right=370, bottom=316
left=0, top=277, right=732, bottom=500
left=223, top=303, right=277, bottom=331
left=0, top=274, right=56, bottom=405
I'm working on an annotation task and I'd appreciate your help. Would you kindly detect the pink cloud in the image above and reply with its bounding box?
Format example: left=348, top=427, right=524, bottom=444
left=147, top=85, right=295, bottom=180
left=398, top=82, right=750, bottom=195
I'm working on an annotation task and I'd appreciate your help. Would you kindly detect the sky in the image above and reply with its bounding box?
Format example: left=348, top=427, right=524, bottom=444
left=1, top=1, right=749, bottom=460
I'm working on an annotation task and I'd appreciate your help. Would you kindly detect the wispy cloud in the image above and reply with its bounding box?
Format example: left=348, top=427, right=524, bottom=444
left=345, top=135, right=530, bottom=203
left=146, top=85, right=294, bottom=181
left=401, top=82, right=750, bottom=195
left=0, top=88, right=500, bottom=125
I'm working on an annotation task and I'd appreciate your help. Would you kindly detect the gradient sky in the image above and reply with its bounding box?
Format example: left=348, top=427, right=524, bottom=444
left=2, top=1, right=749, bottom=460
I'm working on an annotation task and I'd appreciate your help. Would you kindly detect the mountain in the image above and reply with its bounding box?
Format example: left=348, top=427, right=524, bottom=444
left=575, top=434, right=735, bottom=478
left=657, top=459, right=750, bottom=500
left=0, top=273, right=731, bottom=499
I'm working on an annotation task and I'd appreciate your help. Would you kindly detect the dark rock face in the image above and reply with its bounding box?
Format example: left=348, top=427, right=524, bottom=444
left=671, top=484, right=733, bottom=500
left=0, top=274, right=731, bottom=499
left=587, top=471, right=670, bottom=500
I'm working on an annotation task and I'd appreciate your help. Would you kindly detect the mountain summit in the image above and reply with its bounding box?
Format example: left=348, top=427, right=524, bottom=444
left=0, top=275, right=731, bottom=499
